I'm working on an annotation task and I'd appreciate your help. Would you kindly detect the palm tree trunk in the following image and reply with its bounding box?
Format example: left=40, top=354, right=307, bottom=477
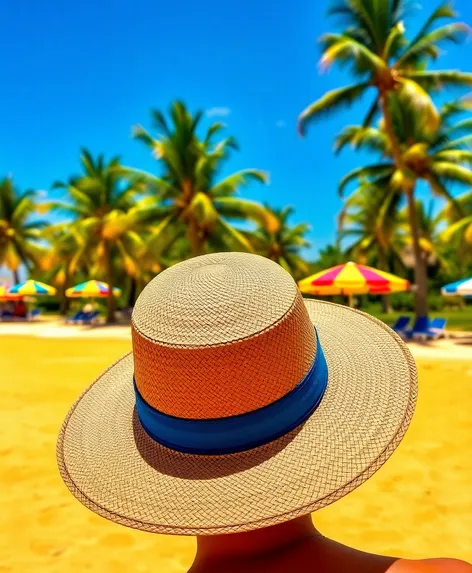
left=379, top=92, right=405, bottom=170
left=104, top=242, right=116, bottom=324
left=13, top=268, right=20, bottom=284
left=379, top=92, right=427, bottom=316
left=381, top=294, right=393, bottom=314
left=59, top=286, right=70, bottom=315
left=377, top=250, right=393, bottom=314
left=188, top=220, right=203, bottom=258
left=405, top=187, right=429, bottom=317
left=127, top=276, right=137, bottom=308
left=59, top=268, right=70, bottom=315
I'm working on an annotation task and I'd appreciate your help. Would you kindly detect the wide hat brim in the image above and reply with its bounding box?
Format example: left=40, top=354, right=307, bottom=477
left=57, top=300, right=417, bottom=535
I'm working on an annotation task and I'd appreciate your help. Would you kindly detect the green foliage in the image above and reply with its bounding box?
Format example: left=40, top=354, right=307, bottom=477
left=52, top=150, right=149, bottom=322
left=244, top=206, right=311, bottom=280
left=127, top=101, right=273, bottom=257
left=299, top=0, right=472, bottom=133
left=0, top=177, right=47, bottom=281
left=5, top=102, right=313, bottom=313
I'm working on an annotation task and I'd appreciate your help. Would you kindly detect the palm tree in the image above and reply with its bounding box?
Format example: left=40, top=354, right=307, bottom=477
left=129, top=101, right=275, bottom=257
left=339, top=179, right=404, bottom=267
left=39, top=224, right=85, bottom=314
left=0, top=177, right=47, bottom=284
left=298, top=0, right=472, bottom=316
left=247, top=206, right=311, bottom=279
left=53, top=150, right=149, bottom=323
left=332, top=97, right=472, bottom=315
left=339, top=180, right=405, bottom=311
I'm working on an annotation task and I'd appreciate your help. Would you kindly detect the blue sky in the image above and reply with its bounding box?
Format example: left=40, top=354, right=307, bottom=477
left=1, top=0, right=472, bottom=260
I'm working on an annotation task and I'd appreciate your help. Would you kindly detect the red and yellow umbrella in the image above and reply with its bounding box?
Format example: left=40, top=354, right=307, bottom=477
left=298, top=261, right=409, bottom=303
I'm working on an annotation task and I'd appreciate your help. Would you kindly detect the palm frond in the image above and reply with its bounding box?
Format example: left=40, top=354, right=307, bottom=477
left=403, top=70, right=472, bottom=91
left=443, top=118, right=472, bottom=137
left=145, top=214, right=181, bottom=258
left=439, top=95, right=472, bottom=120
left=425, top=174, right=463, bottom=218
left=298, top=82, right=370, bottom=135
left=431, top=162, right=472, bottom=186
left=383, top=20, right=406, bottom=60
left=362, top=98, right=380, bottom=127
left=80, top=148, right=99, bottom=177
left=151, top=109, right=172, bottom=136
left=214, top=217, right=255, bottom=253
left=214, top=197, right=277, bottom=231
left=339, top=163, right=395, bottom=196
left=437, top=134, right=472, bottom=151
left=210, top=169, right=269, bottom=197
left=397, top=22, right=469, bottom=66
left=334, top=125, right=388, bottom=155
left=204, top=122, right=226, bottom=143
left=319, top=34, right=386, bottom=71
left=441, top=215, right=472, bottom=242
left=327, top=1, right=379, bottom=49
left=411, top=2, right=457, bottom=41
left=433, top=150, right=472, bottom=164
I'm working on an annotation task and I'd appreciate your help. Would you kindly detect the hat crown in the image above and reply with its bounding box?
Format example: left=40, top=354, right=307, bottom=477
left=132, top=252, right=298, bottom=346
left=131, top=252, right=317, bottom=419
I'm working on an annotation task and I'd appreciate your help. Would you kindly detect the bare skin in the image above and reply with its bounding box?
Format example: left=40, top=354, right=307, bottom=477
left=189, top=515, right=472, bottom=573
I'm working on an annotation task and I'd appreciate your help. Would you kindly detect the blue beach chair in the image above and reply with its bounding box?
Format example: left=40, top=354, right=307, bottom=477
left=66, top=311, right=85, bottom=324
left=427, top=318, right=447, bottom=340
left=82, top=311, right=100, bottom=325
left=392, top=316, right=410, bottom=338
left=28, top=308, right=41, bottom=320
left=406, top=316, right=429, bottom=340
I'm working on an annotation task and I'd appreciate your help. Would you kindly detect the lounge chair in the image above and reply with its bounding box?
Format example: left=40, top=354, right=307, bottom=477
left=66, top=311, right=85, bottom=324
left=28, top=308, right=41, bottom=320
left=405, top=316, right=429, bottom=340
left=81, top=311, right=100, bottom=325
left=392, top=316, right=410, bottom=337
left=426, top=318, right=447, bottom=340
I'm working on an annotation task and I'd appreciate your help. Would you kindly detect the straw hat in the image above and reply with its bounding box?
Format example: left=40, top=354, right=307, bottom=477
left=57, top=252, right=417, bottom=535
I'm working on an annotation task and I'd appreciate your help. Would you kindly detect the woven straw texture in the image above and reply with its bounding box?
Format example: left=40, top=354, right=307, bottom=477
left=57, top=253, right=417, bottom=536
left=131, top=253, right=317, bottom=418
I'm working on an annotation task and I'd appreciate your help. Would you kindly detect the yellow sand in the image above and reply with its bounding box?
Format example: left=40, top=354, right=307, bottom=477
left=1, top=337, right=471, bottom=572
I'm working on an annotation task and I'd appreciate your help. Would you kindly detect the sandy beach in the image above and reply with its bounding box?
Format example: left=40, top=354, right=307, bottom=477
left=1, top=329, right=471, bottom=572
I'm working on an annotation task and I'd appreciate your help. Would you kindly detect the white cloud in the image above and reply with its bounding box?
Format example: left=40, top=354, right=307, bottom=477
left=276, top=120, right=287, bottom=128
left=206, top=107, right=231, bottom=117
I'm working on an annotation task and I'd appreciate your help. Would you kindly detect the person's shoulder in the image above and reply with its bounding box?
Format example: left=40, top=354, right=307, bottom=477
left=389, top=558, right=472, bottom=573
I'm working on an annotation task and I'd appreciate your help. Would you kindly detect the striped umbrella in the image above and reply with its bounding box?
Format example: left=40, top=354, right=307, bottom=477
left=66, top=280, right=121, bottom=298
left=441, top=277, right=472, bottom=296
left=298, top=261, right=409, bottom=306
left=0, top=285, right=22, bottom=301
left=9, top=280, right=57, bottom=296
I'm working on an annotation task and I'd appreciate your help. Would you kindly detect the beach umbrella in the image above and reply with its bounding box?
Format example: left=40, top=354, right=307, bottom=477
left=0, top=285, right=22, bottom=301
left=298, top=261, right=409, bottom=306
left=65, top=280, right=121, bottom=298
left=441, top=277, right=472, bottom=296
left=9, top=279, right=57, bottom=296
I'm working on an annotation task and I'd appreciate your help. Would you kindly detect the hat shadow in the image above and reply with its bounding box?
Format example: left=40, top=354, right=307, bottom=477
left=132, top=408, right=302, bottom=480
